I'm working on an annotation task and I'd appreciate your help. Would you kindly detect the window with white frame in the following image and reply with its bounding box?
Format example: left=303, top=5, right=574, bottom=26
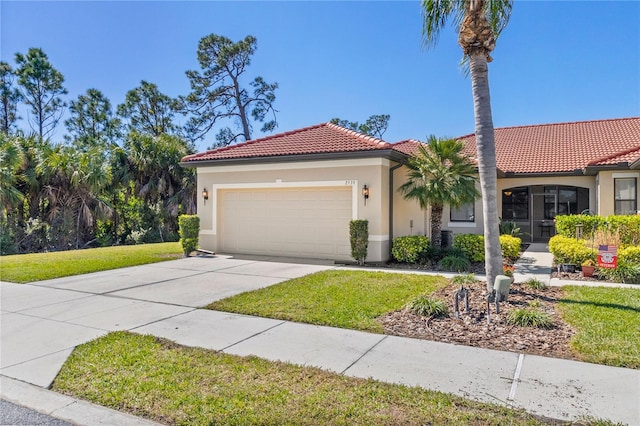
left=614, top=178, right=637, bottom=215
left=450, top=202, right=475, bottom=222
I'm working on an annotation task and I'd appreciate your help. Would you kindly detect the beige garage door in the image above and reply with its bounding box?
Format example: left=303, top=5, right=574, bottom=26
left=219, top=187, right=352, bottom=260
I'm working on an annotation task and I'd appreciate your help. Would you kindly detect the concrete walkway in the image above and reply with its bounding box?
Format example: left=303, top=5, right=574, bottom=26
left=1, top=251, right=639, bottom=425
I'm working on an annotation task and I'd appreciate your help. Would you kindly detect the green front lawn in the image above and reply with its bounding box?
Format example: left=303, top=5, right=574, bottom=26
left=51, top=332, right=547, bottom=425
left=207, top=270, right=447, bottom=333
left=0, top=242, right=183, bottom=283
left=560, top=286, right=640, bottom=369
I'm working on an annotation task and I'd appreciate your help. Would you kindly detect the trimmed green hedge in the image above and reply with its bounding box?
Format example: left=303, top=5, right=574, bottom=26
left=555, top=214, right=640, bottom=245
left=500, top=235, right=522, bottom=261
left=391, top=235, right=430, bottom=263
left=620, top=246, right=640, bottom=265
left=178, top=215, right=200, bottom=256
left=548, top=235, right=596, bottom=265
left=349, top=220, right=369, bottom=265
left=452, top=234, right=484, bottom=262
left=452, top=234, right=522, bottom=262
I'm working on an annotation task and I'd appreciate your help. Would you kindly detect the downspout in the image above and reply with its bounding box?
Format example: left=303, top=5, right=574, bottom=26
left=388, top=162, right=403, bottom=258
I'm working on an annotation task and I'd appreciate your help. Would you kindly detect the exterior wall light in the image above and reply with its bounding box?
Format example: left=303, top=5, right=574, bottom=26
left=503, top=190, right=512, bottom=197
left=202, top=188, right=209, bottom=202
left=362, top=185, right=369, bottom=205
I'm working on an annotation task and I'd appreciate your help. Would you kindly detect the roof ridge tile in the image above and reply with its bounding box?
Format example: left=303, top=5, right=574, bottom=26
left=326, top=122, right=391, bottom=148
left=588, top=144, right=640, bottom=166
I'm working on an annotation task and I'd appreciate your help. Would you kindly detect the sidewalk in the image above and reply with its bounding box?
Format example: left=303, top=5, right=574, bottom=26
left=2, top=252, right=639, bottom=425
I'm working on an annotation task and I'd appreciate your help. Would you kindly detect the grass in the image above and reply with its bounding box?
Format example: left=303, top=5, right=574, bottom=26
left=51, top=331, right=548, bottom=426
left=207, top=270, right=447, bottom=333
left=559, top=286, right=640, bottom=369
left=0, top=242, right=183, bottom=283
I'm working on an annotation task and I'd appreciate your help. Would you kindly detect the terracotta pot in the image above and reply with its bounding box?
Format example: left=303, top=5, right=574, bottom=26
left=582, top=265, right=595, bottom=277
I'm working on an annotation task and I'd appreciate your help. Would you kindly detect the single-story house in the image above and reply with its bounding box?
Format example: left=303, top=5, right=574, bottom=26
left=181, top=117, right=640, bottom=262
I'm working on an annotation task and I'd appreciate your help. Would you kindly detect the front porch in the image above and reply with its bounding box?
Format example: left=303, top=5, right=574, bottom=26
left=501, top=185, right=590, bottom=243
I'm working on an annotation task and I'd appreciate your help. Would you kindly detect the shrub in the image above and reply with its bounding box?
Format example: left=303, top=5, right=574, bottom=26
left=451, top=273, right=477, bottom=286
left=619, top=246, right=640, bottom=265
left=507, top=308, right=553, bottom=328
left=555, top=214, right=640, bottom=246
left=599, top=261, right=640, bottom=284
left=178, top=215, right=200, bottom=256
left=499, top=219, right=521, bottom=237
left=438, top=254, right=471, bottom=272
left=407, top=295, right=448, bottom=317
left=349, top=220, right=368, bottom=265
left=452, top=234, right=485, bottom=262
left=554, top=214, right=602, bottom=239
left=548, top=235, right=596, bottom=265
left=499, top=235, right=522, bottom=261
left=392, top=235, right=430, bottom=263
left=420, top=245, right=444, bottom=262
left=0, top=221, right=17, bottom=255
left=525, top=278, right=547, bottom=290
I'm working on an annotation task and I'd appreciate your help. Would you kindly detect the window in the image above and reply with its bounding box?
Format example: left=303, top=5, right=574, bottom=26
left=450, top=202, right=475, bottom=222
left=614, top=178, right=637, bottom=215
left=502, top=187, right=529, bottom=220
left=544, top=186, right=578, bottom=219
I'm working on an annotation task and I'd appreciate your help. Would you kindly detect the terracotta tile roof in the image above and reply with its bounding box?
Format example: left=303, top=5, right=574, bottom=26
left=390, top=139, right=423, bottom=156
left=456, top=117, right=640, bottom=174
left=182, top=122, right=392, bottom=162
left=183, top=117, right=640, bottom=174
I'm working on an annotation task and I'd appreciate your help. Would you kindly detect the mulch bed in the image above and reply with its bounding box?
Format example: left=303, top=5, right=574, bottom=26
left=378, top=280, right=579, bottom=361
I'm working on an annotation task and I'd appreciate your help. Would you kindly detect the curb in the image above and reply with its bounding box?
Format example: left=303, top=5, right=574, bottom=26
left=0, top=375, right=161, bottom=426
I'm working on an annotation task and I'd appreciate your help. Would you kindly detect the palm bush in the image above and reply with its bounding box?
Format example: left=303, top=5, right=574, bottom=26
left=407, top=295, right=448, bottom=317
left=507, top=308, right=553, bottom=328
left=438, top=254, right=471, bottom=272
left=398, top=137, right=479, bottom=248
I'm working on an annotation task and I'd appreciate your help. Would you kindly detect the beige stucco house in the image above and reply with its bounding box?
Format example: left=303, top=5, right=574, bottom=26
left=181, top=117, right=640, bottom=263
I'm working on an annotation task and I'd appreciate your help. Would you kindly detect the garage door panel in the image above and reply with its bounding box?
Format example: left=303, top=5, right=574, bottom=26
left=219, top=187, right=352, bottom=260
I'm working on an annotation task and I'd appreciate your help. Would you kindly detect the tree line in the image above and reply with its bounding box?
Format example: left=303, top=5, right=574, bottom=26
left=0, top=34, right=280, bottom=254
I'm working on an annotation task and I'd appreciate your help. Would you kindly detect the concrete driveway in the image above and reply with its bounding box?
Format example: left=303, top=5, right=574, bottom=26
left=0, top=255, right=332, bottom=387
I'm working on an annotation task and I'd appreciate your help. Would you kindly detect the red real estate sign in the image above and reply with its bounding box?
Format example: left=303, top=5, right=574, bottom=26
left=597, top=245, right=618, bottom=269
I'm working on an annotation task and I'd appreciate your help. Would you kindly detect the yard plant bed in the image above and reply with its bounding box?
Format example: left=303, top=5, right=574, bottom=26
left=209, top=270, right=639, bottom=369
left=378, top=281, right=577, bottom=361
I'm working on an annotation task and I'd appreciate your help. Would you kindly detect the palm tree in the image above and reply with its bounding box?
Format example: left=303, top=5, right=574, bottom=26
left=422, top=0, right=513, bottom=290
left=399, top=136, right=479, bottom=248
left=126, top=132, right=196, bottom=238
left=0, top=133, right=25, bottom=217
left=38, top=144, right=111, bottom=249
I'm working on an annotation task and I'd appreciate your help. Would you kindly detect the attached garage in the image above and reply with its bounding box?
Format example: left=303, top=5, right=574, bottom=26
left=218, top=186, right=353, bottom=260
left=182, top=122, right=405, bottom=262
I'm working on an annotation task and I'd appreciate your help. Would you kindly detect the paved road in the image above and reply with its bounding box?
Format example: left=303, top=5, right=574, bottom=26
left=1, top=399, right=73, bottom=426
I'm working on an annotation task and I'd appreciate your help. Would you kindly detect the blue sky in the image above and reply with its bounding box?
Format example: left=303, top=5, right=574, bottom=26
left=2, top=1, right=639, bottom=152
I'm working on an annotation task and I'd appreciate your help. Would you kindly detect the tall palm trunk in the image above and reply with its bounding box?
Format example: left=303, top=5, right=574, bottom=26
left=469, top=54, right=502, bottom=291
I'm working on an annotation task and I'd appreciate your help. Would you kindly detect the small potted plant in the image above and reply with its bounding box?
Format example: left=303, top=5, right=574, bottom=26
left=581, top=259, right=596, bottom=277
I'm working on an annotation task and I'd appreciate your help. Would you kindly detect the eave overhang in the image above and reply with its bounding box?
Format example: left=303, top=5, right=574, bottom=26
left=180, top=149, right=409, bottom=168
left=582, top=162, right=631, bottom=175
